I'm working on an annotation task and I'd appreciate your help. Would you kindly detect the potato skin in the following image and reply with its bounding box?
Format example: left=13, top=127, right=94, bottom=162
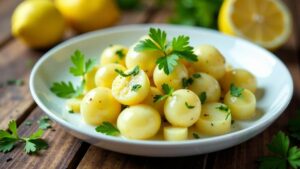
left=224, top=89, right=256, bottom=120
left=196, top=102, right=231, bottom=136
left=188, top=72, right=221, bottom=103
left=100, top=45, right=128, bottom=66
left=81, top=87, right=121, bottom=126
left=95, top=63, right=126, bottom=88
left=164, top=89, right=201, bottom=127
left=192, top=45, right=226, bottom=80
left=117, top=104, right=161, bottom=139
left=220, top=68, right=257, bottom=93
left=153, top=63, right=188, bottom=90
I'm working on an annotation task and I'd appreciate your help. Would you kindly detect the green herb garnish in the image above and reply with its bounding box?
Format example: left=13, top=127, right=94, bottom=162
left=0, top=120, right=48, bottom=154
left=153, top=83, right=174, bottom=103
left=185, top=102, right=195, bottom=109
left=192, top=132, right=200, bottom=139
left=115, top=66, right=140, bottom=77
left=182, top=77, right=194, bottom=88
left=131, top=84, right=142, bottom=92
left=134, top=28, right=197, bottom=75
left=230, top=84, right=244, bottom=97
left=192, top=73, right=201, bottom=78
left=6, top=79, right=24, bottom=86
left=199, top=92, right=207, bottom=104
left=116, top=49, right=125, bottom=59
left=95, top=122, right=120, bottom=136
left=216, top=105, right=231, bottom=120
left=38, top=116, right=52, bottom=130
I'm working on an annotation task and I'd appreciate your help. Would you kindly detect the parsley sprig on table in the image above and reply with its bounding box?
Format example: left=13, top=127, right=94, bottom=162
left=134, top=28, right=198, bottom=75
left=95, top=122, right=120, bottom=136
left=288, top=110, right=300, bottom=141
left=50, top=50, right=96, bottom=99
left=0, top=120, right=48, bottom=154
left=153, top=84, right=174, bottom=103
left=259, top=131, right=300, bottom=169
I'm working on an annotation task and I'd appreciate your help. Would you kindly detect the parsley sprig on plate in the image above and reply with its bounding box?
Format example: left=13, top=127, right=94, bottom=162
left=95, top=122, right=120, bottom=136
left=0, top=120, right=48, bottom=154
left=259, top=131, right=300, bottom=169
left=153, top=84, right=174, bottom=103
left=50, top=50, right=96, bottom=98
left=134, top=28, right=198, bottom=75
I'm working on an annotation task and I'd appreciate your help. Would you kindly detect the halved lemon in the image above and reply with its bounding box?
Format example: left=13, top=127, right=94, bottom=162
left=218, top=0, right=292, bottom=50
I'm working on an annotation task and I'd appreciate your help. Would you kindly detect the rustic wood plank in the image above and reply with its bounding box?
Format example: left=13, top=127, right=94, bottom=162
left=0, top=108, right=85, bottom=169
left=0, top=0, right=23, bottom=46
left=77, top=146, right=207, bottom=169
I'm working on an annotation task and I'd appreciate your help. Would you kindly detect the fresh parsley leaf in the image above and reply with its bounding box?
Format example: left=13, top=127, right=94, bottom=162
left=116, top=49, right=125, bottom=59
left=95, top=122, right=120, bottom=136
left=115, top=66, right=140, bottom=77
left=153, top=95, right=165, bottom=103
left=288, top=110, right=300, bottom=140
left=0, top=120, right=47, bottom=154
left=69, top=50, right=85, bottom=76
left=135, top=38, right=161, bottom=52
left=156, top=53, right=179, bottom=74
left=216, top=105, right=231, bottom=120
left=185, top=102, right=195, bottom=109
left=131, top=84, right=141, bottom=92
left=135, top=28, right=167, bottom=52
left=182, top=77, right=193, bottom=88
left=259, top=131, right=300, bottom=169
left=68, top=110, right=74, bottom=114
left=199, top=92, right=207, bottom=104
left=38, top=116, right=52, bottom=130
left=192, top=132, right=200, bottom=139
left=230, top=84, right=244, bottom=97
left=192, top=73, right=201, bottom=78
left=171, top=36, right=198, bottom=62
left=50, top=81, right=80, bottom=99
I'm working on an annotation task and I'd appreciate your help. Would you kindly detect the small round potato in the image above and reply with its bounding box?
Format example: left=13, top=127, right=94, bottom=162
left=164, top=89, right=201, bottom=127
left=141, top=87, right=165, bottom=116
left=81, top=87, right=121, bottom=126
left=66, top=98, right=82, bottom=113
left=100, top=45, right=128, bottom=66
left=196, top=103, right=231, bottom=136
left=153, top=63, right=188, bottom=90
left=192, top=45, right=226, bottom=80
left=112, top=67, right=150, bottom=105
left=224, top=89, right=256, bottom=120
left=84, top=66, right=99, bottom=93
left=188, top=72, right=221, bottom=103
left=220, top=68, right=257, bottom=93
left=163, top=126, right=188, bottom=141
left=95, top=63, right=126, bottom=88
left=126, top=43, right=163, bottom=77
left=117, top=104, right=161, bottom=139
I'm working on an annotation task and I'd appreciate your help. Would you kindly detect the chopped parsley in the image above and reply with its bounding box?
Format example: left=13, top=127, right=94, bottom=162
left=153, top=84, right=174, bottom=103
left=185, top=102, right=195, bottom=109
left=192, top=73, right=201, bottom=78
left=115, top=66, right=140, bottom=77
left=199, top=92, right=207, bottom=104
left=182, top=77, right=194, bottom=88
left=115, top=49, right=125, bottom=59
left=131, top=84, right=142, bottom=92
left=192, top=132, right=200, bottom=139
left=230, top=84, right=244, bottom=97
left=216, top=105, right=231, bottom=120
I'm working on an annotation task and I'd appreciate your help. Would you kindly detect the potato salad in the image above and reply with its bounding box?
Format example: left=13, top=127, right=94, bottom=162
left=50, top=28, right=258, bottom=141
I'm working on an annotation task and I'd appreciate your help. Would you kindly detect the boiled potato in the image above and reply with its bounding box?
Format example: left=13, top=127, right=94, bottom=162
left=188, top=72, right=221, bottom=103
left=164, top=89, right=201, bottom=127
left=164, top=126, right=188, bottom=141
left=192, top=45, right=225, bottom=80
left=112, top=67, right=150, bottom=105
left=84, top=66, right=99, bottom=92
left=141, top=87, right=165, bottom=116
left=196, top=103, right=231, bottom=136
left=153, top=63, right=188, bottom=90
left=224, top=88, right=256, bottom=120
left=81, top=87, right=121, bottom=125
left=117, top=104, right=161, bottom=139
left=95, top=63, right=126, bottom=88
left=126, top=43, right=163, bottom=77
left=100, top=45, right=128, bottom=66
left=66, top=98, right=82, bottom=113
left=220, top=68, right=257, bottom=93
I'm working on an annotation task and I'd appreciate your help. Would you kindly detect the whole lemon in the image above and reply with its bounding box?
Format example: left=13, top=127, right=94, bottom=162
left=54, top=0, right=120, bottom=33
left=12, top=0, right=65, bottom=49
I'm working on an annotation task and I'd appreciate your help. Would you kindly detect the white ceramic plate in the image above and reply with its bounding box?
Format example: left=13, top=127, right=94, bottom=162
left=30, top=24, right=293, bottom=157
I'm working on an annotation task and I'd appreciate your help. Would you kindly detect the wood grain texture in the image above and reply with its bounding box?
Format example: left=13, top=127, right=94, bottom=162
left=0, top=108, right=84, bottom=169
left=77, top=146, right=207, bottom=169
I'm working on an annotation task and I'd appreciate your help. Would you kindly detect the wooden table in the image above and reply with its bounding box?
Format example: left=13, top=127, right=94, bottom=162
left=0, top=0, right=299, bottom=168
